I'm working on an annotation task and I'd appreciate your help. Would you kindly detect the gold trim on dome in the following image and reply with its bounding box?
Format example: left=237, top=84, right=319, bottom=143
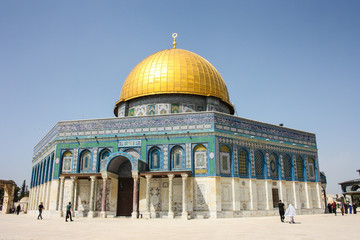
left=115, top=48, right=232, bottom=109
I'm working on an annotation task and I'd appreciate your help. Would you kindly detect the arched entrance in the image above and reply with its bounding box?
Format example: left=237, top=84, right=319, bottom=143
left=107, top=156, right=134, bottom=216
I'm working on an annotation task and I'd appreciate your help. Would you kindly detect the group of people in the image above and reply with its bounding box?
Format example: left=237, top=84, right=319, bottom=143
left=37, top=201, right=74, bottom=222
left=327, top=202, right=357, bottom=216
left=278, top=200, right=297, bottom=224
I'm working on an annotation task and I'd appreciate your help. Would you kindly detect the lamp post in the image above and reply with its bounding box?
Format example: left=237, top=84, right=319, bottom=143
left=320, top=172, right=329, bottom=213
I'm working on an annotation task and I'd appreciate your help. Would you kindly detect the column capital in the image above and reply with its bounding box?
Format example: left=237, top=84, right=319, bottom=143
left=181, top=173, right=188, bottom=179
left=59, top=176, right=65, bottom=181
left=145, top=174, right=153, bottom=180
left=90, top=176, right=97, bottom=181
left=132, top=175, right=139, bottom=181
left=70, top=176, right=77, bottom=181
left=167, top=174, right=175, bottom=180
left=102, top=177, right=108, bottom=182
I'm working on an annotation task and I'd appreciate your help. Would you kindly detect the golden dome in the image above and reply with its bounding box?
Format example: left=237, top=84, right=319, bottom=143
left=115, top=48, right=232, bottom=110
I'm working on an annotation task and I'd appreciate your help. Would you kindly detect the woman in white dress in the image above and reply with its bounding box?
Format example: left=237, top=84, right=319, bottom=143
left=284, top=204, right=297, bottom=224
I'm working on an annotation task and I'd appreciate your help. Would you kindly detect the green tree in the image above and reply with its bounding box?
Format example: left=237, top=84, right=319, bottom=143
left=20, top=180, right=27, bottom=198
left=13, top=184, right=20, bottom=202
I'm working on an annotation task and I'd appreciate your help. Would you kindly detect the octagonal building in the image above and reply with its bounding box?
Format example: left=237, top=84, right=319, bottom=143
left=28, top=36, right=323, bottom=219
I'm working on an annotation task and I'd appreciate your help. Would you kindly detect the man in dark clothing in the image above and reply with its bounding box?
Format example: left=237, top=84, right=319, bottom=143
left=65, top=202, right=73, bottom=222
left=16, top=205, right=21, bottom=215
left=327, top=203, right=332, bottom=213
left=353, top=203, right=357, bottom=214
left=38, top=202, right=44, bottom=220
left=344, top=203, right=348, bottom=214
left=332, top=202, right=337, bottom=216
left=278, top=200, right=285, bottom=222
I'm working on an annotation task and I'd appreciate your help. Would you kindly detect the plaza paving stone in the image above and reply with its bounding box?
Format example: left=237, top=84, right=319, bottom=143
left=0, top=213, right=359, bottom=240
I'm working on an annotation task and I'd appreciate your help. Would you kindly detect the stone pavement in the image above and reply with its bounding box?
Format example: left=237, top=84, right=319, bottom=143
left=0, top=213, right=359, bottom=240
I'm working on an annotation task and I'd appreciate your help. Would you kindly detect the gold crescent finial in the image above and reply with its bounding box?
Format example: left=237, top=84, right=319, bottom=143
left=172, top=33, right=178, bottom=49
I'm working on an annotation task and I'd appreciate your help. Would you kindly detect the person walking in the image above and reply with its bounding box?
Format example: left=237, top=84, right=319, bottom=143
left=278, top=200, right=286, bottom=222
left=344, top=202, right=348, bottom=214
left=65, top=202, right=73, bottom=222
left=340, top=202, right=345, bottom=216
left=332, top=202, right=337, bottom=216
left=37, top=202, right=44, bottom=220
left=16, top=205, right=21, bottom=215
left=284, top=204, right=297, bottom=224
left=349, top=203, right=352, bottom=214
left=353, top=203, right=357, bottom=214
left=327, top=203, right=332, bottom=213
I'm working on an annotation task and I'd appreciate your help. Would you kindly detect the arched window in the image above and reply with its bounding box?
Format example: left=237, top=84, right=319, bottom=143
left=308, top=158, right=315, bottom=179
left=270, top=153, right=278, bottom=179
left=149, top=148, right=161, bottom=169
left=171, top=146, right=184, bottom=169
left=255, top=150, right=264, bottom=178
left=220, top=145, right=231, bottom=174
left=296, top=156, right=304, bottom=181
left=238, top=149, right=248, bottom=176
left=80, top=150, right=91, bottom=172
left=62, top=151, right=72, bottom=173
left=194, top=144, right=207, bottom=171
left=284, top=155, right=292, bottom=180
left=100, top=149, right=111, bottom=160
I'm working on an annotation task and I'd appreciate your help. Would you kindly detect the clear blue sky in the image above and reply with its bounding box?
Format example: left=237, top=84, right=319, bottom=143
left=0, top=0, right=359, bottom=195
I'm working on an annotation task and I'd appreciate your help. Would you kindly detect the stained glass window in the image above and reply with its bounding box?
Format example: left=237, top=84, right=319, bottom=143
left=296, top=156, right=304, bottom=181
left=194, top=144, right=207, bottom=169
left=62, top=151, right=72, bottom=172
left=255, top=150, right=264, bottom=178
left=239, top=149, right=248, bottom=175
left=220, top=145, right=231, bottom=174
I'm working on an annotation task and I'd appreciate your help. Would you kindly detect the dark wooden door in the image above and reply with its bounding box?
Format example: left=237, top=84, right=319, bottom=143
left=117, top=178, right=133, bottom=216
left=272, top=188, right=279, bottom=208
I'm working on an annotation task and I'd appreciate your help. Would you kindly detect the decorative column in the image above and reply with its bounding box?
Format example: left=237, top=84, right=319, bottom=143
left=316, top=182, right=322, bottom=208
left=265, top=179, right=270, bottom=210
left=249, top=179, right=254, bottom=210
left=144, top=175, right=152, bottom=219
left=181, top=174, right=188, bottom=219
left=293, top=181, right=298, bottom=209
left=279, top=181, right=284, bottom=203
left=100, top=177, right=108, bottom=218
left=88, top=176, right=97, bottom=218
left=131, top=175, right=139, bottom=219
left=58, top=176, right=65, bottom=217
left=70, top=176, right=77, bottom=216
left=168, top=174, right=175, bottom=219
left=305, top=182, right=310, bottom=209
